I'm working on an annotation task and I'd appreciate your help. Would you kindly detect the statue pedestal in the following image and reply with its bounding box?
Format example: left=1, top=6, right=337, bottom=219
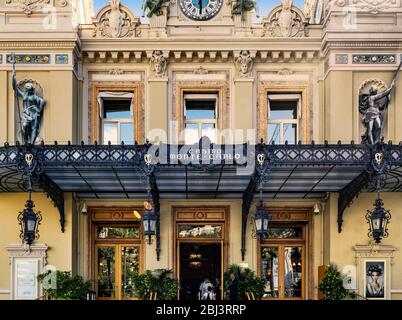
left=233, top=11, right=253, bottom=38
left=148, top=3, right=169, bottom=38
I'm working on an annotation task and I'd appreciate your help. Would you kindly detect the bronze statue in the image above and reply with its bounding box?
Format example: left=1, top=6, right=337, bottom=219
left=359, top=60, right=401, bottom=145
left=141, top=0, right=169, bottom=18
left=359, top=80, right=395, bottom=145
left=12, top=55, right=45, bottom=145
left=230, top=0, right=257, bottom=21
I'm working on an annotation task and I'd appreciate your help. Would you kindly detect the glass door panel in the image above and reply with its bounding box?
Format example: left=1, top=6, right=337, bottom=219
left=97, top=246, right=116, bottom=298
left=261, top=247, right=279, bottom=299
left=121, top=246, right=140, bottom=299
left=284, top=247, right=303, bottom=298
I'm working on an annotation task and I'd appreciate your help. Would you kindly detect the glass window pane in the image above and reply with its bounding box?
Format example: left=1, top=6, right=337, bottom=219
left=97, top=226, right=140, bottom=239
left=284, top=247, right=303, bottom=298
left=103, top=122, right=118, bottom=144
left=268, top=124, right=280, bottom=144
left=185, top=123, right=199, bottom=144
left=104, top=100, right=131, bottom=119
left=269, top=101, right=297, bottom=120
left=283, top=124, right=297, bottom=144
left=121, top=123, right=134, bottom=145
left=267, top=227, right=302, bottom=239
left=121, top=247, right=140, bottom=299
left=201, top=123, right=216, bottom=143
left=185, top=100, right=216, bottom=120
left=97, top=247, right=116, bottom=298
left=261, top=247, right=279, bottom=298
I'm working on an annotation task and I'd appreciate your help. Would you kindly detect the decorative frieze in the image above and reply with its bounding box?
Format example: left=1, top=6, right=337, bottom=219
left=329, top=0, right=399, bottom=15
left=5, top=0, right=50, bottom=16
left=352, top=54, right=396, bottom=64
left=6, top=54, right=50, bottom=64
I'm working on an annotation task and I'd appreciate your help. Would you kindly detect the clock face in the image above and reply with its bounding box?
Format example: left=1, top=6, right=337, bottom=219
left=179, top=0, right=223, bottom=21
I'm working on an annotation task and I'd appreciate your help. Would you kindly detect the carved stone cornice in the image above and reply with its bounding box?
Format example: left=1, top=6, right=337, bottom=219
left=354, top=244, right=397, bottom=265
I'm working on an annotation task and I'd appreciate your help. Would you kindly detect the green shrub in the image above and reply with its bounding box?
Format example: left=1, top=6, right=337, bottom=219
left=224, top=264, right=266, bottom=300
left=131, top=269, right=179, bottom=300
left=319, top=264, right=348, bottom=300
left=38, top=271, right=92, bottom=300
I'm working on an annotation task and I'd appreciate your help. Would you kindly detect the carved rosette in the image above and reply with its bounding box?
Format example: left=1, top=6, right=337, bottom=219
left=150, top=51, right=168, bottom=77
left=93, top=1, right=140, bottom=38
left=262, top=0, right=307, bottom=38
left=6, top=0, right=50, bottom=15
left=235, top=51, right=255, bottom=77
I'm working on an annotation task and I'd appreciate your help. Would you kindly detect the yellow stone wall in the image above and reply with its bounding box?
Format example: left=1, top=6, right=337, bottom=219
left=0, top=193, right=73, bottom=300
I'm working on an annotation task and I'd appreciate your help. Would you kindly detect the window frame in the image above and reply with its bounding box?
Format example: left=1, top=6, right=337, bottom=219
left=258, top=85, right=310, bottom=143
left=267, top=94, right=301, bottom=145
left=183, top=93, right=219, bottom=144
left=91, top=84, right=143, bottom=144
left=101, top=98, right=135, bottom=145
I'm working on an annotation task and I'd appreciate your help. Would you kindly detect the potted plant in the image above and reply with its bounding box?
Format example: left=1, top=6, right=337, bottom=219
left=224, top=264, right=266, bottom=300
left=318, top=264, right=348, bottom=300
left=131, top=269, right=179, bottom=300
left=37, top=270, right=92, bottom=300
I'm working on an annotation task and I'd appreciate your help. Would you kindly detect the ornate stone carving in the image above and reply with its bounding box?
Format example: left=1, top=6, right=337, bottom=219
left=150, top=50, right=168, bottom=77
left=193, top=66, right=209, bottom=75
left=353, top=54, right=396, bottom=64
left=6, top=0, right=50, bottom=16
left=235, top=51, right=254, bottom=77
left=108, top=67, right=125, bottom=75
left=277, top=68, right=294, bottom=75
left=93, top=0, right=140, bottom=38
left=328, top=0, right=396, bottom=14
left=263, top=0, right=306, bottom=38
left=304, top=0, right=324, bottom=24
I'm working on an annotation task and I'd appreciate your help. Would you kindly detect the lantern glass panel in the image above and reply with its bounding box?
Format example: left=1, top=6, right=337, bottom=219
left=27, top=220, right=36, bottom=232
left=255, top=218, right=262, bottom=232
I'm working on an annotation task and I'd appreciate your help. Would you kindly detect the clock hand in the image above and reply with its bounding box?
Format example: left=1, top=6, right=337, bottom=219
left=198, top=0, right=203, bottom=15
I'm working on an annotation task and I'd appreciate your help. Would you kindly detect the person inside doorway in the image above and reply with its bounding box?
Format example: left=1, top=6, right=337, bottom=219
left=201, top=286, right=216, bottom=300
left=227, top=273, right=239, bottom=300
left=199, top=278, right=213, bottom=299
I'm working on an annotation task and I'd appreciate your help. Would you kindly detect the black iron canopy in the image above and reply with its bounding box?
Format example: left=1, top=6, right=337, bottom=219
left=1, top=139, right=401, bottom=260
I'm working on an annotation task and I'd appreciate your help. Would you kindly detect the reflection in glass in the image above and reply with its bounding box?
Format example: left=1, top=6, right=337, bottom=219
left=184, top=123, right=198, bottom=144
left=121, top=247, right=140, bottom=298
left=103, top=123, right=118, bottom=144
left=284, top=247, right=302, bottom=298
left=283, top=124, right=297, bottom=144
left=267, top=227, right=302, bottom=239
left=261, top=247, right=279, bottom=298
left=97, top=226, right=140, bottom=239
left=120, top=123, right=134, bottom=145
left=97, top=247, right=116, bottom=298
left=268, top=124, right=280, bottom=144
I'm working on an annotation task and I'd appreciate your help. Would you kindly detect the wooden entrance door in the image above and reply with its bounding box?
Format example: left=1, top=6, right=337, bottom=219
left=95, top=244, right=141, bottom=300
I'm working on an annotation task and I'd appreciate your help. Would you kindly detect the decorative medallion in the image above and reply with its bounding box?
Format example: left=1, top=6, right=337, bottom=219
left=150, top=50, right=168, bottom=77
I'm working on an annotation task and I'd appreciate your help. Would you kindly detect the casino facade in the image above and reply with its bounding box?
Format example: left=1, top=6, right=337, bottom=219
left=1, top=0, right=402, bottom=300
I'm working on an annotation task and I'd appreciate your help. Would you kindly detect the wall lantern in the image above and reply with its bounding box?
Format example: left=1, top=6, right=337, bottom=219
left=17, top=195, right=42, bottom=246
left=253, top=199, right=269, bottom=238
left=142, top=201, right=157, bottom=245
left=366, top=197, right=391, bottom=244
